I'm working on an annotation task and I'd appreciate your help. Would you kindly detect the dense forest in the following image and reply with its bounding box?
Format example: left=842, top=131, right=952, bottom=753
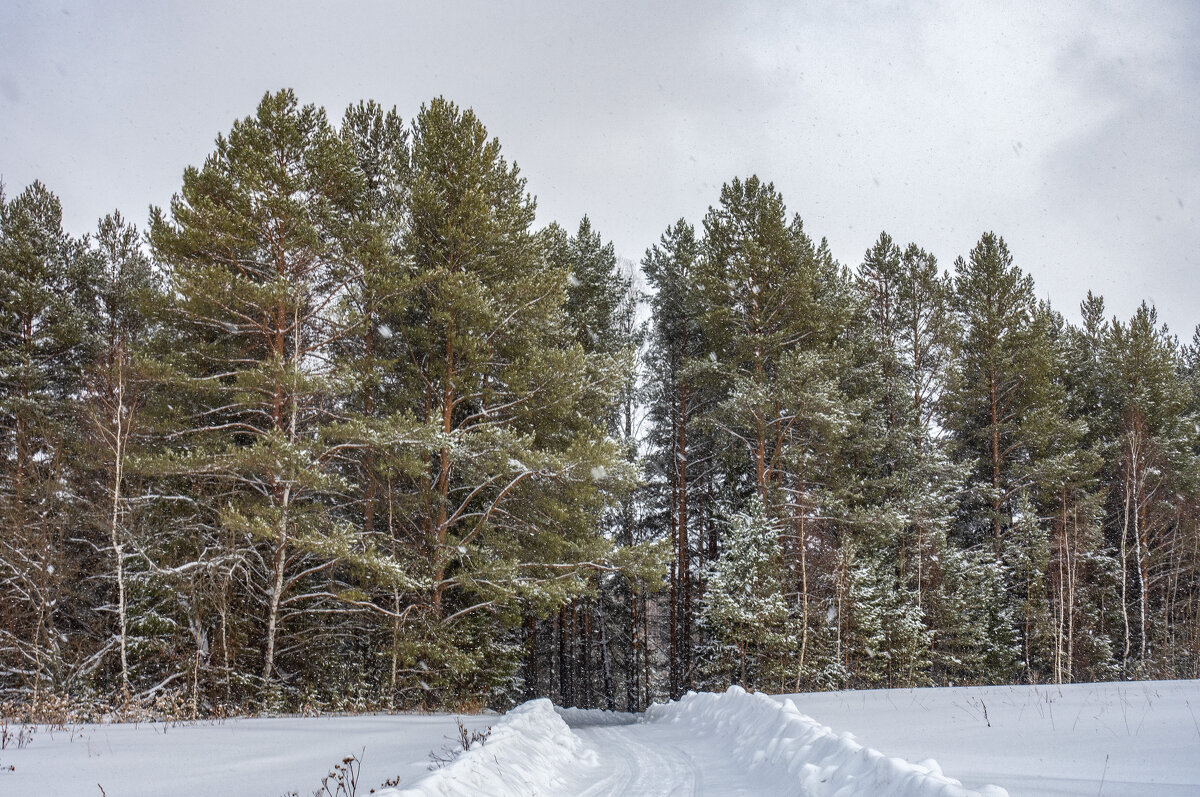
left=2, top=89, right=1198, bottom=717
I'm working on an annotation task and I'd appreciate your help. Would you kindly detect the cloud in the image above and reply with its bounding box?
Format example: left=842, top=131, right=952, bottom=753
left=1, top=0, right=1197, bottom=331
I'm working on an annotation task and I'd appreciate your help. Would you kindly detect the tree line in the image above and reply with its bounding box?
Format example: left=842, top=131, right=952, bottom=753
left=1, top=90, right=1197, bottom=715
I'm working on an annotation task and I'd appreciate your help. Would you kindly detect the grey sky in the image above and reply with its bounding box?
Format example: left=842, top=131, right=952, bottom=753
left=3, top=1, right=1198, bottom=335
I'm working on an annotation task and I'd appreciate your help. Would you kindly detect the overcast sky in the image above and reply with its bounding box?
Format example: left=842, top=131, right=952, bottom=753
left=3, top=1, right=1198, bottom=335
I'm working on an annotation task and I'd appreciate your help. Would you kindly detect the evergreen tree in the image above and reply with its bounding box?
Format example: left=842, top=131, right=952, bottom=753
left=149, top=90, right=403, bottom=702
left=333, top=99, right=430, bottom=702
left=642, top=218, right=707, bottom=700
left=944, top=232, right=1047, bottom=547
left=702, top=497, right=791, bottom=690
left=391, top=97, right=626, bottom=702
left=0, top=181, right=95, bottom=697
left=694, top=177, right=858, bottom=690
left=1019, top=296, right=1112, bottom=683
left=1101, top=302, right=1194, bottom=675
left=844, top=543, right=931, bottom=688
left=697, top=176, right=824, bottom=504
left=540, top=215, right=638, bottom=710
left=78, top=212, right=162, bottom=702
left=933, top=545, right=1020, bottom=684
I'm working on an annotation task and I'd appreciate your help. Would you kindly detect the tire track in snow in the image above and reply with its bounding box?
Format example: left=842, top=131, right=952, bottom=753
left=569, top=724, right=701, bottom=796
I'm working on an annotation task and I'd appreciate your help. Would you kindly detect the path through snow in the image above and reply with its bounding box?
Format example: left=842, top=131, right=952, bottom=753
left=387, top=687, right=1007, bottom=796
left=566, top=717, right=775, bottom=796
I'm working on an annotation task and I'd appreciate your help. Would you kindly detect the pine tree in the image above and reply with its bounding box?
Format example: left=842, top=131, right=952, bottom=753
left=642, top=218, right=706, bottom=700
left=333, top=99, right=431, bottom=702
left=391, top=97, right=626, bottom=702
left=944, top=232, right=1046, bottom=547
left=850, top=233, right=966, bottom=687
left=0, top=181, right=95, bottom=697
left=1017, top=300, right=1114, bottom=684
left=1101, top=302, right=1193, bottom=675
left=541, top=215, right=638, bottom=709
left=149, top=90, right=403, bottom=702
left=697, top=176, right=824, bottom=504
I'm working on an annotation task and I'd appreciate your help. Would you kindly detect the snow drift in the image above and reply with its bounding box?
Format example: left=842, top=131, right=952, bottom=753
left=385, top=686, right=1007, bottom=796
left=377, top=698, right=595, bottom=797
left=646, top=686, right=1008, bottom=797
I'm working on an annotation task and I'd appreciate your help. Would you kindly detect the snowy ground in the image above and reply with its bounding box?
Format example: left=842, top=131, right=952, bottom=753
left=4, top=680, right=1198, bottom=796
left=0, top=713, right=495, bottom=797
left=780, top=679, right=1200, bottom=796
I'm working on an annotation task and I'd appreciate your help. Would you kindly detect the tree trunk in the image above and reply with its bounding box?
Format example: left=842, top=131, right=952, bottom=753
left=990, top=368, right=1002, bottom=546
left=596, top=597, right=615, bottom=711
left=677, top=368, right=690, bottom=695
left=108, top=358, right=131, bottom=703
left=433, top=325, right=455, bottom=615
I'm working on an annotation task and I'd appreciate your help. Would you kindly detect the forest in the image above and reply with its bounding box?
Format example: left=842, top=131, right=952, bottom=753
left=1, top=89, right=1198, bottom=718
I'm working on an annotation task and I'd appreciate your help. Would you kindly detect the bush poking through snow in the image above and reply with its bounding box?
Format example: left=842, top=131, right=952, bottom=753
left=429, top=719, right=491, bottom=768
left=280, top=750, right=365, bottom=797
left=0, top=718, right=35, bottom=750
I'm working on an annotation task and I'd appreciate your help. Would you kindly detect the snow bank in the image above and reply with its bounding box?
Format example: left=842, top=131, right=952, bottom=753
left=378, top=698, right=595, bottom=797
left=383, top=689, right=1007, bottom=796
left=646, top=686, right=1009, bottom=797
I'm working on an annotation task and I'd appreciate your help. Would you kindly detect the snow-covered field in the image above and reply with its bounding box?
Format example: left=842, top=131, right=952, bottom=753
left=0, top=713, right=496, bottom=797
left=4, top=680, right=1198, bottom=796
left=780, top=680, right=1200, bottom=796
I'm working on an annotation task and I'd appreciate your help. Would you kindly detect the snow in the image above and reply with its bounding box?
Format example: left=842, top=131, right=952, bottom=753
left=381, top=699, right=591, bottom=797
left=6, top=680, right=1198, bottom=796
left=396, top=686, right=1006, bottom=796
left=631, top=687, right=1006, bottom=797
left=0, top=713, right=494, bottom=797
left=779, top=679, right=1200, bottom=796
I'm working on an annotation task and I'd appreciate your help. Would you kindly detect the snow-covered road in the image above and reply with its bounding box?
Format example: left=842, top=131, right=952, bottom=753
left=564, top=714, right=787, bottom=796
left=568, top=723, right=705, bottom=796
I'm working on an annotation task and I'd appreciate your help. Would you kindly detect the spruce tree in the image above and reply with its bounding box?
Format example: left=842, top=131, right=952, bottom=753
left=702, top=497, right=791, bottom=690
